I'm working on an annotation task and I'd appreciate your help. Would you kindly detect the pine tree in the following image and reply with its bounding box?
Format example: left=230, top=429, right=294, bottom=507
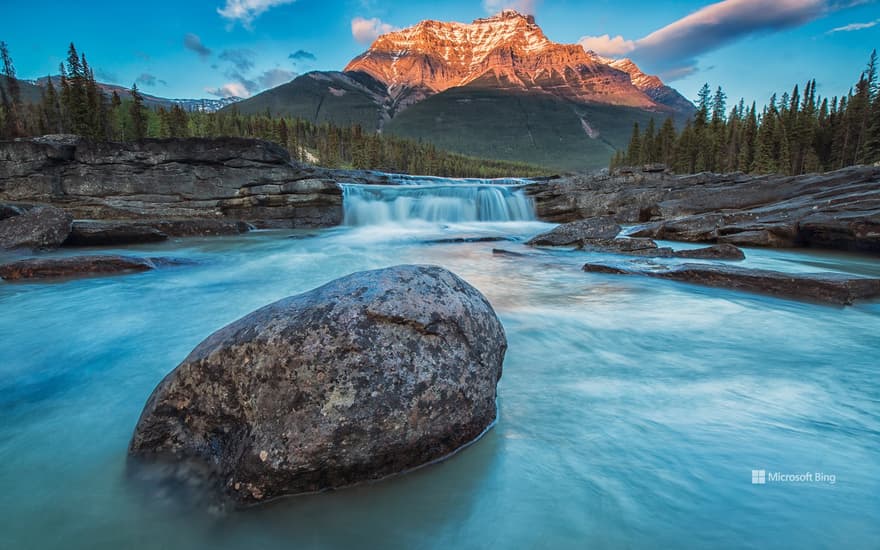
left=0, top=41, right=24, bottom=138
left=626, top=122, right=641, bottom=165
left=129, top=83, right=147, bottom=140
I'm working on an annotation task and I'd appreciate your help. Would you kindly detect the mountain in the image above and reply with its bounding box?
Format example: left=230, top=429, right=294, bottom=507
left=231, top=10, right=693, bottom=170
left=7, top=75, right=241, bottom=113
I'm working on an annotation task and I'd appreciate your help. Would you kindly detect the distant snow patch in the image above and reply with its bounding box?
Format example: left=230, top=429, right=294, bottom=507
left=580, top=117, right=599, bottom=139
left=328, top=87, right=347, bottom=97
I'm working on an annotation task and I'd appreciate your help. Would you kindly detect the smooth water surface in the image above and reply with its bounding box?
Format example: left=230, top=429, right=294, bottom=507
left=1, top=181, right=878, bottom=549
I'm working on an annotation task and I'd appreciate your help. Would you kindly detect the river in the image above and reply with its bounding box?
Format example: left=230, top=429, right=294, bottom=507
left=1, top=178, right=878, bottom=549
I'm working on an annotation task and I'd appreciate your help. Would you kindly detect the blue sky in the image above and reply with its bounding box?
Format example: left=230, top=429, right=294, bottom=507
left=2, top=0, right=878, bottom=108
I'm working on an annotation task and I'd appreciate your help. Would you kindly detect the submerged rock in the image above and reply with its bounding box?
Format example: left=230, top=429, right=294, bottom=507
left=0, top=205, right=73, bottom=250
left=0, top=255, right=172, bottom=280
left=526, top=217, right=621, bottom=247
left=583, top=261, right=880, bottom=305
left=128, top=265, right=506, bottom=505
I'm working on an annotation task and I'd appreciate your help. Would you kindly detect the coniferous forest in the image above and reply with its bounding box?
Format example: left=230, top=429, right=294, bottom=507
left=0, top=42, right=549, bottom=178
left=611, top=51, right=880, bottom=175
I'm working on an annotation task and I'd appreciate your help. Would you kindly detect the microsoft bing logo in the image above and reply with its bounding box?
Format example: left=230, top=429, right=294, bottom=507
left=752, top=470, right=766, bottom=484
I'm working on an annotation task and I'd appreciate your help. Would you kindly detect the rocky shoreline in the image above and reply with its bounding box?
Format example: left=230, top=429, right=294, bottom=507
left=525, top=166, right=880, bottom=254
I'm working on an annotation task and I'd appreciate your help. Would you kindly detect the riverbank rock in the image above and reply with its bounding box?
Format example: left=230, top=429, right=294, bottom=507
left=65, top=221, right=169, bottom=247
left=526, top=217, right=621, bottom=246
left=0, top=137, right=342, bottom=229
left=128, top=265, right=507, bottom=505
left=0, top=254, right=177, bottom=280
left=583, top=261, right=880, bottom=305
left=0, top=205, right=73, bottom=250
left=526, top=166, right=880, bottom=254
left=672, top=244, right=746, bottom=260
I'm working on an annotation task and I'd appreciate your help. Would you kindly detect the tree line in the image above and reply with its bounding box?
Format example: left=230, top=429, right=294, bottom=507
left=0, top=42, right=549, bottom=179
left=611, top=50, right=880, bottom=174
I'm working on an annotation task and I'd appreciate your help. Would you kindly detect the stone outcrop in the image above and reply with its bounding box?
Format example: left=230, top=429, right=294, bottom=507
left=0, top=136, right=343, bottom=230
left=526, top=217, right=621, bottom=246
left=0, top=254, right=184, bottom=280
left=0, top=205, right=73, bottom=250
left=526, top=166, right=880, bottom=253
left=65, top=221, right=169, bottom=247
left=583, top=261, right=880, bottom=305
left=128, top=265, right=506, bottom=505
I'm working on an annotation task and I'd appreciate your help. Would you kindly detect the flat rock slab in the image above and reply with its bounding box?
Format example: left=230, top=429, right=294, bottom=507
left=128, top=265, right=506, bottom=506
left=65, top=221, right=169, bottom=247
left=583, top=261, right=880, bottom=305
left=0, top=255, right=184, bottom=281
left=526, top=217, right=621, bottom=246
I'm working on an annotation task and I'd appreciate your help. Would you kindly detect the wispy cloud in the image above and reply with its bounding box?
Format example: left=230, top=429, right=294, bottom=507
left=136, top=73, right=166, bottom=87
left=482, top=0, right=540, bottom=14
left=289, top=49, right=316, bottom=62
left=827, top=18, right=880, bottom=32
left=95, top=68, right=119, bottom=83
left=578, top=0, right=864, bottom=81
left=184, top=33, right=212, bottom=60
left=351, top=16, right=397, bottom=44
left=219, top=49, right=256, bottom=72
left=217, top=0, right=296, bottom=28
left=258, top=68, right=296, bottom=88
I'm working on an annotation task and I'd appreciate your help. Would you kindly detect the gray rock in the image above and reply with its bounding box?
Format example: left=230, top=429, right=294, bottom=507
left=0, top=254, right=164, bottom=280
left=0, top=205, right=73, bottom=250
left=583, top=261, right=880, bottom=305
left=673, top=244, right=745, bottom=260
left=578, top=237, right=674, bottom=257
left=526, top=166, right=880, bottom=254
left=128, top=265, right=506, bottom=505
left=65, top=221, right=169, bottom=247
left=526, top=217, right=621, bottom=246
left=0, top=137, right=343, bottom=229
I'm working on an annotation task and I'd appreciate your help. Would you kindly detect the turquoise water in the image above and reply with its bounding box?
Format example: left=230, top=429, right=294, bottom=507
left=1, top=184, right=879, bottom=549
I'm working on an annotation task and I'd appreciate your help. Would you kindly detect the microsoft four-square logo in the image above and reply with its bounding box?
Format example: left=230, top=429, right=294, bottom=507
left=752, top=470, right=766, bottom=484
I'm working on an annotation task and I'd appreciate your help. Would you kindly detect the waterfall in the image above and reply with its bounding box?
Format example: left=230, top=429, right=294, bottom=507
left=342, top=183, right=536, bottom=226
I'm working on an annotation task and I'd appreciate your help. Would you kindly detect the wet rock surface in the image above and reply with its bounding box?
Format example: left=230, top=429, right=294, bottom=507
left=0, top=254, right=186, bottom=280
left=128, top=265, right=507, bottom=505
left=0, top=205, right=73, bottom=250
left=583, top=261, right=880, bottom=305
left=526, top=217, right=621, bottom=246
left=65, top=221, right=169, bottom=247
left=526, top=166, right=880, bottom=253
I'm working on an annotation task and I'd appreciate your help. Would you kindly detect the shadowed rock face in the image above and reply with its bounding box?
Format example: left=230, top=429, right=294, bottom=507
left=128, top=265, right=507, bottom=505
left=583, top=261, right=880, bottom=305
left=0, top=205, right=72, bottom=250
left=0, top=136, right=343, bottom=229
left=526, top=166, right=880, bottom=254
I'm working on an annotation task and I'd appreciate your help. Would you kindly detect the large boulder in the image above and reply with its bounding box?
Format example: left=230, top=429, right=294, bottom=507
left=129, top=265, right=506, bottom=505
left=0, top=205, right=73, bottom=250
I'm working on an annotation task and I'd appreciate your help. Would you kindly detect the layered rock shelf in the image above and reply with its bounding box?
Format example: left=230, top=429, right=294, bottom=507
left=0, top=135, right=343, bottom=232
left=526, top=166, right=880, bottom=254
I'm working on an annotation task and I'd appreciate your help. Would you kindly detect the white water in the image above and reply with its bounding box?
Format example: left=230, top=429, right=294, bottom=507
left=342, top=183, right=535, bottom=225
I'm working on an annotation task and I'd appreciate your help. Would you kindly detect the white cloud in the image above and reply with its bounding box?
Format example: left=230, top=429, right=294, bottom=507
left=206, top=82, right=251, bottom=98
left=578, top=34, right=636, bottom=57
left=217, top=0, right=296, bottom=27
left=351, top=17, right=398, bottom=44
left=482, top=0, right=540, bottom=15
left=577, top=0, right=860, bottom=80
left=258, top=68, right=297, bottom=88
left=827, top=18, right=880, bottom=32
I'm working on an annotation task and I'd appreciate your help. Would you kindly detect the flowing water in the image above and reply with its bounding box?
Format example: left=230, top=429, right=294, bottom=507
left=1, top=178, right=879, bottom=549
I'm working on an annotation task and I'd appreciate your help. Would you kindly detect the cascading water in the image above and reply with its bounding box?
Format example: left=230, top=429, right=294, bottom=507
left=342, top=183, right=536, bottom=225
